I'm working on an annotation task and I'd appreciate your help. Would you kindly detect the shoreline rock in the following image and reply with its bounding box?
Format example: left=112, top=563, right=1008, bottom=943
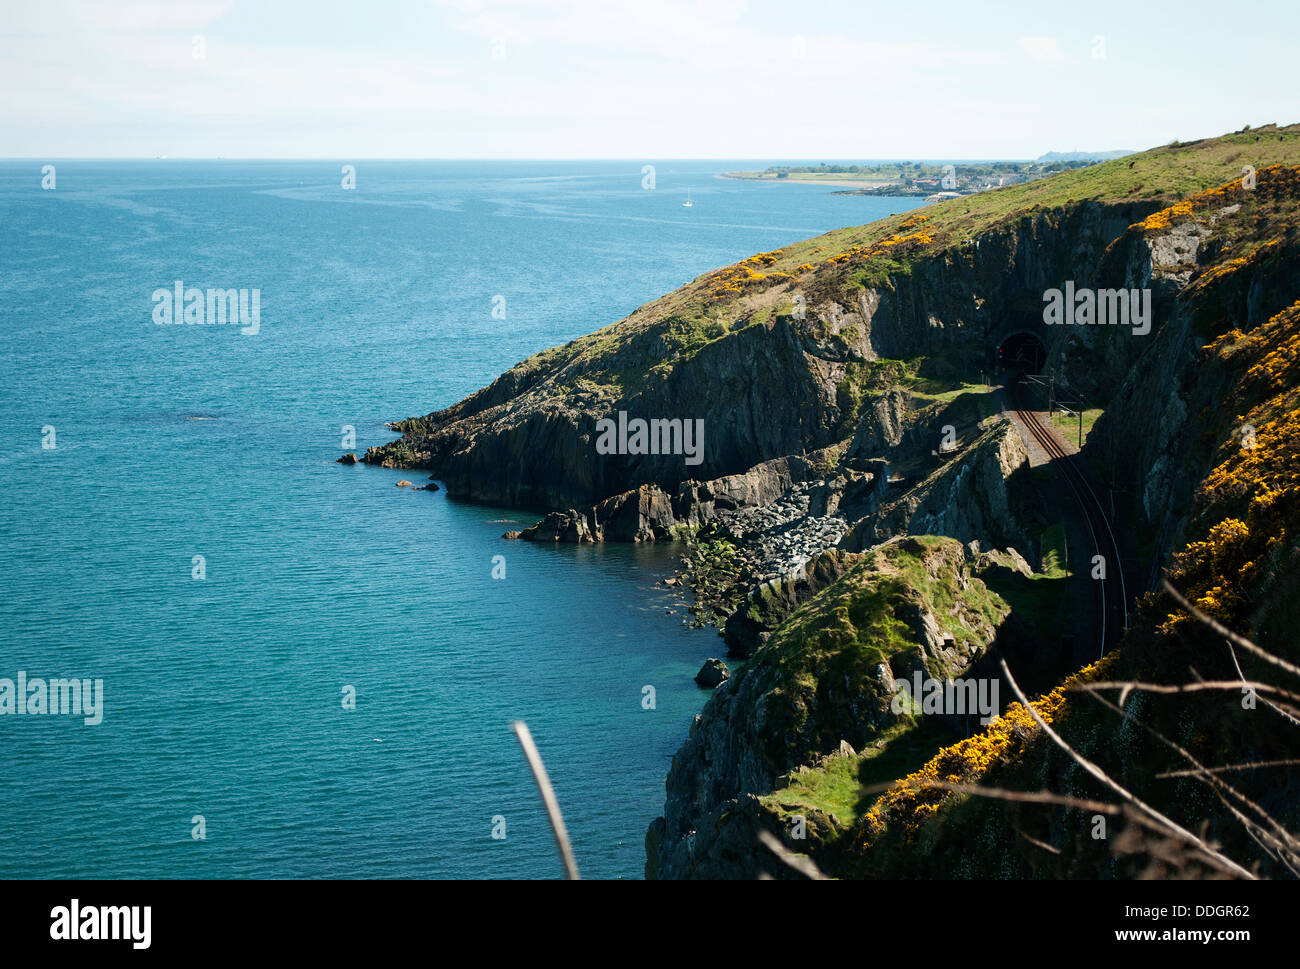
left=693, top=658, right=730, bottom=688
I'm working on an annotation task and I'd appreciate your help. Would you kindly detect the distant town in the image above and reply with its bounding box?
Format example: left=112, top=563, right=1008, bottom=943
left=721, top=152, right=1133, bottom=200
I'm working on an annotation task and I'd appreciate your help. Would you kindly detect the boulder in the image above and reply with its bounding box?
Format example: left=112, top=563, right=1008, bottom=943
left=595, top=484, right=679, bottom=542
left=694, top=658, right=730, bottom=688
left=336, top=453, right=358, bottom=465
left=520, top=510, right=596, bottom=543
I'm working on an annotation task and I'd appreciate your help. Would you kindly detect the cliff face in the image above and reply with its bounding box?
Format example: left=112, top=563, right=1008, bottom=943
left=368, top=310, right=861, bottom=508
left=365, top=202, right=1147, bottom=510
left=1094, top=180, right=1300, bottom=589
left=642, top=151, right=1300, bottom=880
left=843, top=420, right=1033, bottom=554
left=647, top=536, right=1018, bottom=879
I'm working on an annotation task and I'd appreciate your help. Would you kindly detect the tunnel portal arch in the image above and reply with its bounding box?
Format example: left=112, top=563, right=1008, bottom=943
left=997, top=330, right=1046, bottom=374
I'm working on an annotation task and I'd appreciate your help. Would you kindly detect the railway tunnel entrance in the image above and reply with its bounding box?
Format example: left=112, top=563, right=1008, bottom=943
left=997, top=330, right=1046, bottom=374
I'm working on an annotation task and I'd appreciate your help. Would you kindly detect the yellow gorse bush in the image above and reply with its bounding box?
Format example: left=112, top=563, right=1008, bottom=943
left=704, top=249, right=787, bottom=300
left=1132, top=164, right=1300, bottom=233
left=1162, top=299, right=1300, bottom=632
left=827, top=228, right=936, bottom=266
left=860, top=658, right=1114, bottom=845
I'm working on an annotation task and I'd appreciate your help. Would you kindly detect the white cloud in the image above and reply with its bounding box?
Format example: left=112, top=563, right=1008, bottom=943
left=4, top=0, right=1289, bottom=157
left=9, top=0, right=232, bottom=33
left=1018, top=35, right=1062, bottom=62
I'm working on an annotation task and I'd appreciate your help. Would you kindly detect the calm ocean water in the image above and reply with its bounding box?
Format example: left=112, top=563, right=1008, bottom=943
left=0, top=160, right=919, bottom=878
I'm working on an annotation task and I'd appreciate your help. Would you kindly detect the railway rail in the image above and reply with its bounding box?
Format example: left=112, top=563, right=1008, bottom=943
left=1011, top=378, right=1128, bottom=657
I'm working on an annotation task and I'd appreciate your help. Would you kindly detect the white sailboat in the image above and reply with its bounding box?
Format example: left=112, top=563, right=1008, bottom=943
left=682, top=190, right=693, bottom=208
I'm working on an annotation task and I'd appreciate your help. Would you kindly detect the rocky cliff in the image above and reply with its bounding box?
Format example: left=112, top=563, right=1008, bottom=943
left=646, top=536, right=1022, bottom=879
left=641, top=135, right=1300, bottom=880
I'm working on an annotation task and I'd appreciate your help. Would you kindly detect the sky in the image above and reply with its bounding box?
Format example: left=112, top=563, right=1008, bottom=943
left=2, top=0, right=1298, bottom=159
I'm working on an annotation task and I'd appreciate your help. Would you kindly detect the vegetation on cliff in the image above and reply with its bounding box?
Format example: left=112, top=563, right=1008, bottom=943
left=650, top=535, right=1042, bottom=878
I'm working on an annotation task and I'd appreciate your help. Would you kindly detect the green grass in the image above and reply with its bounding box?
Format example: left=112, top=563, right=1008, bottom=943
left=758, top=720, right=950, bottom=823
left=755, top=535, right=1076, bottom=834
left=1047, top=407, right=1104, bottom=447
left=909, top=379, right=988, bottom=403
left=746, top=537, right=1013, bottom=762
left=1039, top=522, right=1070, bottom=578
left=722, top=124, right=1300, bottom=286
left=909, top=382, right=999, bottom=425
left=889, top=538, right=1009, bottom=657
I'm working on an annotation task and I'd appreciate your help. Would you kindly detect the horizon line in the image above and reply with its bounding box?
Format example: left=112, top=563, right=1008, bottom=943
left=0, top=153, right=1136, bottom=163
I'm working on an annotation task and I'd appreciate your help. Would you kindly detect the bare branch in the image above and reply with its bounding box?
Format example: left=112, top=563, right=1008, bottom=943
left=511, top=721, right=580, bottom=880
left=999, top=659, right=1256, bottom=880
left=1014, top=827, right=1062, bottom=855
left=1157, top=759, right=1300, bottom=779
left=1227, top=641, right=1300, bottom=726
left=757, top=829, right=828, bottom=880
left=1083, top=685, right=1299, bottom=876
left=1077, top=678, right=1300, bottom=707
left=1162, top=578, right=1300, bottom=679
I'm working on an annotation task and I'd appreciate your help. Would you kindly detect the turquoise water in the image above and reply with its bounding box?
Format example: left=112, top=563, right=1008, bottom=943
left=0, top=160, right=920, bottom=878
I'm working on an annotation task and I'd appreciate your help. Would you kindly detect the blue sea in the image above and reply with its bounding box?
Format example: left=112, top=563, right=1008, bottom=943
left=0, top=160, right=920, bottom=879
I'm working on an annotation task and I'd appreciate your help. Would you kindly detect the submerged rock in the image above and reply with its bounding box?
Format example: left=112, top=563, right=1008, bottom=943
left=395, top=480, right=413, bottom=488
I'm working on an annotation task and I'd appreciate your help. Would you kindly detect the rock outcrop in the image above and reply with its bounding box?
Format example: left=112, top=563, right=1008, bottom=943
left=843, top=419, right=1033, bottom=553
left=721, top=548, right=863, bottom=657
left=648, top=536, right=1016, bottom=879
left=693, top=658, right=729, bottom=688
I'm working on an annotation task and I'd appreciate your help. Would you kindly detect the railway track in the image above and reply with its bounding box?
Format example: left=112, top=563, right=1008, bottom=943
left=1011, top=378, right=1128, bottom=658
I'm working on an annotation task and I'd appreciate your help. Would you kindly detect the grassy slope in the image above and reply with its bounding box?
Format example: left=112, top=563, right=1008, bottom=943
left=720, top=536, right=1014, bottom=772
left=741, top=534, right=1071, bottom=861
